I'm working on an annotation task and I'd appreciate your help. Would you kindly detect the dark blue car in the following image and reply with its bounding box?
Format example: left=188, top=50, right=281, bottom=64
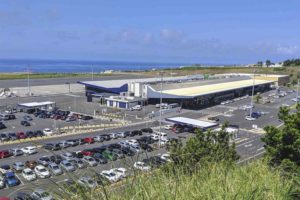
left=5, top=171, right=20, bottom=187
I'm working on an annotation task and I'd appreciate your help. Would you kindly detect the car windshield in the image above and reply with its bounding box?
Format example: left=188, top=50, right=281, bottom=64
left=17, top=164, right=24, bottom=167
left=39, top=168, right=46, bottom=172
left=53, top=166, right=59, bottom=170
left=25, top=171, right=33, bottom=175
left=65, top=163, right=72, bottom=167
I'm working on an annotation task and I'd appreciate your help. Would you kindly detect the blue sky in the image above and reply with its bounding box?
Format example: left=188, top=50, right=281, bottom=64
left=0, top=0, right=299, bottom=64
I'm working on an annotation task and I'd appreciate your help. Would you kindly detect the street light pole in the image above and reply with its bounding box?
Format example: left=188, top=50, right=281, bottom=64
left=27, top=67, right=31, bottom=96
left=249, top=70, right=256, bottom=117
left=159, top=72, right=164, bottom=148
left=91, top=65, right=94, bottom=81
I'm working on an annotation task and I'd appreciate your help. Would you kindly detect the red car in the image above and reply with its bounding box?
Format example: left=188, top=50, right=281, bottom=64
left=83, top=137, right=94, bottom=144
left=81, top=149, right=94, bottom=156
left=16, top=132, right=27, bottom=139
left=0, top=150, right=11, bottom=159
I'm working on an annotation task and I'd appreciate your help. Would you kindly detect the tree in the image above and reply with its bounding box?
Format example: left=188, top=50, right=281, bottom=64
left=169, top=123, right=239, bottom=173
left=255, top=93, right=262, bottom=103
left=262, top=104, right=300, bottom=170
left=266, top=60, right=271, bottom=67
left=257, top=61, right=263, bottom=67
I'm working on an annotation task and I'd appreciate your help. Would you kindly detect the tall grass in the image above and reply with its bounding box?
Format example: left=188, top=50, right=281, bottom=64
left=58, top=159, right=298, bottom=200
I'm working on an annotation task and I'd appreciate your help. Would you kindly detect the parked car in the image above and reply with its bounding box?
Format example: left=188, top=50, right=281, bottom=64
left=111, top=168, right=127, bottom=179
left=101, top=150, right=117, bottom=161
left=111, top=149, right=125, bottom=159
left=58, top=141, right=71, bottom=149
left=7, top=132, right=17, bottom=140
left=0, top=165, right=11, bottom=174
left=61, top=152, right=75, bottom=161
left=163, top=124, right=173, bottom=130
left=129, top=105, right=142, bottom=111
left=12, top=162, right=25, bottom=172
left=34, top=165, right=51, bottom=179
left=31, top=188, right=53, bottom=200
left=16, top=132, right=27, bottom=139
left=116, top=132, right=130, bottom=138
left=70, top=158, right=87, bottom=169
left=4, top=171, right=20, bottom=187
left=65, top=139, right=79, bottom=146
left=139, top=143, right=153, bottom=152
left=48, top=162, right=63, bottom=176
left=130, top=130, right=143, bottom=136
left=25, top=131, right=35, bottom=138
left=0, top=150, right=11, bottom=159
left=82, top=156, right=97, bottom=167
left=133, top=161, right=151, bottom=172
left=83, top=137, right=94, bottom=144
left=23, top=115, right=33, bottom=121
left=10, top=149, right=24, bottom=156
left=121, top=147, right=135, bottom=156
left=93, top=135, right=105, bottom=142
left=43, top=143, right=61, bottom=151
left=37, top=156, right=51, bottom=167
left=77, top=176, right=98, bottom=189
left=109, top=132, right=119, bottom=139
left=0, top=133, right=9, bottom=142
left=141, top=128, right=153, bottom=133
left=60, top=160, right=76, bottom=172
left=0, top=175, right=5, bottom=189
left=65, top=116, right=76, bottom=122
left=81, top=149, right=95, bottom=156
left=127, top=139, right=139, bottom=146
left=160, top=153, right=171, bottom=162
left=92, top=153, right=108, bottom=164
left=0, top=122, right=6, bottom=130
left=42, top=128, right=53, bottom=136
left=100, top=170, right=119, bottom=183
left=49, top=155, right=63, bottom=164
left=100, top=134, right=111, bottom=141
left=20, top=121, right=30, bottom=126
left=25, top=160, right=37, bottom=169
left=21, top=146, right=37, bottom=155
left=22, top=168, right=36, bottom=181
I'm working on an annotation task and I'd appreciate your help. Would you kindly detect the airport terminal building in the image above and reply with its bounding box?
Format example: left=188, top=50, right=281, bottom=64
left=78, top=74, right=278, bottom=109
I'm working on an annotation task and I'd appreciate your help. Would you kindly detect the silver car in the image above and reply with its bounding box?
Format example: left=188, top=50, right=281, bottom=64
left=12, top=161, right=25, bottom=172
left=77, top=176, right=98, bottom=189
left=70, top=158, right=87, bottom=169
left=10, top=148, right=24, bottom=156
left=60, top=160, right=76, bottom=172
left=31, top=188, right=53, bottom=200
left=82, top=156, right=97, bottom=167
left=48, top=162, right=63, bottom=176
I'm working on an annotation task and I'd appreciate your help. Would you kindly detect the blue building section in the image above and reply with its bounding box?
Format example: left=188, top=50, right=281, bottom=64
left=77, top=81, right=128, bottom=95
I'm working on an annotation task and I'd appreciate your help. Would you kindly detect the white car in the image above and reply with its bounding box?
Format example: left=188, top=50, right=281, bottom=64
left=245, top=116, right=256, bottom=121
left=150, top=134, right=159, bottom=141
left=291, top=98, right=299, bottom=102
left=130, top=105, right=142, bottom=111
left=159, top=138, right=169, bottom=146
left=22, top=168, right=37, bottom=181
left=61, top=152, right=75, bottom=161
left=126, top=139, right=139, bottom=146
left=34, top=165, right=51, bottom=178
left=133, top=161, right=151, bottom=172
left=21, top=146, right=37, bottom=155
left=111, top=168, right=127, bottom=178
left=160, top=153, right=171, bottom=162
left=100, top=170, right=120, bottom=183
left=43, top=128, right=53, bottom=136
left=0, top=175, right=5, bottom=189
left=164, top=124, right=173, bottom=130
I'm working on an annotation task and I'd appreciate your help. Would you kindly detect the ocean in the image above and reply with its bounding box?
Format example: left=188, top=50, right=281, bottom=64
left=0, top=59, right=187, bottom=73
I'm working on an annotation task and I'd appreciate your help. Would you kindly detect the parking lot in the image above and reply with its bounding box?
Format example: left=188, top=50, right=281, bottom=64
left=0, top=86, right=298, bottom=198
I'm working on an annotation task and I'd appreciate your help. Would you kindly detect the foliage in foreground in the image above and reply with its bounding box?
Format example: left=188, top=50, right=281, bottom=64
left=59, top=160, right=299, bottom=200
left=262, top=103, right=300, bottom=171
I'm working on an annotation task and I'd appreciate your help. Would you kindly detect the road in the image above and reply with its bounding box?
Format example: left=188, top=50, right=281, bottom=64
left=0, top=74, right=151, bottom=88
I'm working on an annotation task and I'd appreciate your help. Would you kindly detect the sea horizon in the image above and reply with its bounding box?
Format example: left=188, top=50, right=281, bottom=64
left=0, top=58, right=237, bottom=73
